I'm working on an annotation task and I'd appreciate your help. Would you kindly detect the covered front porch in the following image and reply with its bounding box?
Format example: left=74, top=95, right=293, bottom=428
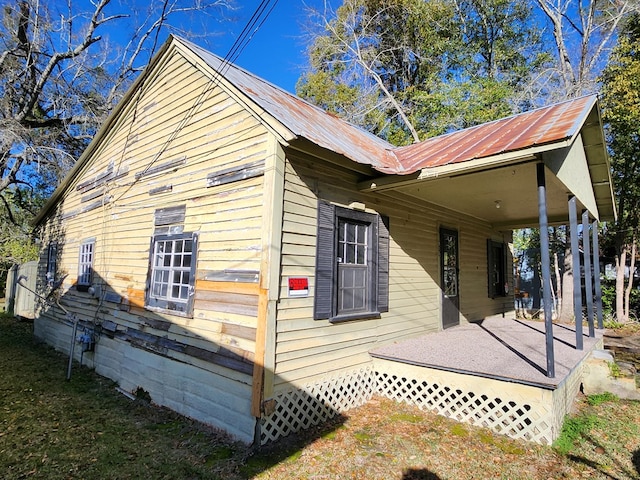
left=358, top=97, right=616, bottom=445
left=370, top=317, right=604, bottom=445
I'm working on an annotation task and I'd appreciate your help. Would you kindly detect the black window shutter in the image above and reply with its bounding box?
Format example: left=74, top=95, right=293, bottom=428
left=314, top=201, right=336, bottom=319
left=487, top=239, right=496, bottom=298
left=377, top=215, right=390, bottom=313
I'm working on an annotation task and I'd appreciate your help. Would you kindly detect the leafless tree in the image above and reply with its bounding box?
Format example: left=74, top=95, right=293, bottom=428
left=532, top=0, right=639, bottom=101
left=0, top=0, right=233, bottom=204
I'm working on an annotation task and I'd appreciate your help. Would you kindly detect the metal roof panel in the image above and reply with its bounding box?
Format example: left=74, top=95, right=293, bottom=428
left=394, top=96, right=598, bottom=173
left=181, top=38, right=401, bottom=173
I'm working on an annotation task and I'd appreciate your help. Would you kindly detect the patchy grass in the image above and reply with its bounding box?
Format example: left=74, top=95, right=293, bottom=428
left=0, top=314, right=246, bottom=480
left=553, top=414, right=603, bottom=455
left=2, top=313, right=640, bottom=479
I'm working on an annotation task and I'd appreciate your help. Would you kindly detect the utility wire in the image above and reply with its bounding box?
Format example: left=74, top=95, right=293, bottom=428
left=112, top=0, right=280, bottom=204
left=210, top=0, right=280, bottom=82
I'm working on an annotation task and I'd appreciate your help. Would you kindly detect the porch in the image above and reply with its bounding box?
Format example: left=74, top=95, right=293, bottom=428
left=369, top=317, right=604, bottom=445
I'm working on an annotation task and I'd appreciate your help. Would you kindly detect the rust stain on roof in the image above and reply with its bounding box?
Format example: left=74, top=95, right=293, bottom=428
left=186, top=40, right=402, bottom=173
left=394, top=96, right=598, bottom=174
left=183, top=38, right=597, bottom=177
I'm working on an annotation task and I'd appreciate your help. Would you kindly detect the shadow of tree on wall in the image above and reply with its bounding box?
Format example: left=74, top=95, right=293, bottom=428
left=31, top=211, right=348, bottom=465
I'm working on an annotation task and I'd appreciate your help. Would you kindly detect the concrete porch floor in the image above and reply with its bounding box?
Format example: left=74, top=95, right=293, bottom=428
left=370, top=317, right=603, bottom=390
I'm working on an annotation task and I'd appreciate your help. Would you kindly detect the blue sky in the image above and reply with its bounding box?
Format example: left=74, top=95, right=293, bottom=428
left=95, top=0, right=329, bottom=93
left=214, top=0, right=327, bottom=93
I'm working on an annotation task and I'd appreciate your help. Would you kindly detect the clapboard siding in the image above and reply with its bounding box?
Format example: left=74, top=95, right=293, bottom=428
left=32, top=37, right=522, bottom=444
left=34, top=44, right=273, bottom=443
left=273, top=154, right=513, bottom=390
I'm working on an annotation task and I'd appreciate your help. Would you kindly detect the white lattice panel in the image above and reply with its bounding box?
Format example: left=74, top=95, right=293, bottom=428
left=376, top=371, right=555, bottom=444
left=372, top=359, right=564, bottom=444
left=260, top=367, right=376, bottom=445
left=259, top=354, right=593, bottom=445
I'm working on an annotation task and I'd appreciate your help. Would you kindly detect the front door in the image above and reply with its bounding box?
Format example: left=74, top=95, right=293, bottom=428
left=440, top=228, right=460, bottom=329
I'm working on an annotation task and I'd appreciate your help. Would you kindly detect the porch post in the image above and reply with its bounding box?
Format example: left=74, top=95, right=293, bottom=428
left=569, top=196, right=583, bottom=350
left=537, top=163, right=555, bottom=378
left=582, top=211, right=595, bottom=337
left=592, top=220, right=603, bottom=329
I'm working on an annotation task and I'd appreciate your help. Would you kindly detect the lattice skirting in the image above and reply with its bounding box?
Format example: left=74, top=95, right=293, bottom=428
left=259, top=367, right=377, bottom=445
left=374, top=358, right=588, bottom=445
left=259, top=352, right=597, bottom=445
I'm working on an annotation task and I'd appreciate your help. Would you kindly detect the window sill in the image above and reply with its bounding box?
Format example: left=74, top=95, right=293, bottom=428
left=329, top=311, right=381, bottom=324
left=144, top=305, right=193, bottom=319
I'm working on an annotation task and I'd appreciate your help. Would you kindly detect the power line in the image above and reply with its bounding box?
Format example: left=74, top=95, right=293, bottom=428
left=111, top=0, right=280, bottom=205
left=212, top=0, right=280, bottom=80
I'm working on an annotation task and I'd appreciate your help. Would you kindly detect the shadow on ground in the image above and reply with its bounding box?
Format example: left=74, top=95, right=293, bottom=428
left=402, top=468, right=442, bottom=479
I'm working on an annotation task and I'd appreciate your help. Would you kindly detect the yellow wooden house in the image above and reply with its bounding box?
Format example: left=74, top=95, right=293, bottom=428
left=32, top=35, right=615, bottom=445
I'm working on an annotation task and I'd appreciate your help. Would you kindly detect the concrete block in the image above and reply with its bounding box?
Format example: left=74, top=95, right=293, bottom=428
left=582, top=350, right=640, bottom=400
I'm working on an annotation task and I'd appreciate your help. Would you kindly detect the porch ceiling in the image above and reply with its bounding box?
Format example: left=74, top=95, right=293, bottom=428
left=359, top=113, right=615, bottom=230
left=391, top=161, right=573, bottom=230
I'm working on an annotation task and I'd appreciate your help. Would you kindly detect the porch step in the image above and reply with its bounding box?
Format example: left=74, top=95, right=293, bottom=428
left=582, top=350, right=640, bottom=400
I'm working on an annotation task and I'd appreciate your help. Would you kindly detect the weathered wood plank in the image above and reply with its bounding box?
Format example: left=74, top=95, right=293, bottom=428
left=195, top=279, right=260, bottom=294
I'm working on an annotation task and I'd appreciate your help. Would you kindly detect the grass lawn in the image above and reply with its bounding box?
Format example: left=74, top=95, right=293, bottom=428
left=1, top=313, right=639, bottom=479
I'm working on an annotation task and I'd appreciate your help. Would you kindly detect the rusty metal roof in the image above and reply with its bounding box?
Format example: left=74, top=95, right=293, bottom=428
left=183, top=38, right=601, bottom=179
left=181, top=38, right=402, bottom=173
left=33, top=37, right=612, bottom=228
left=184, top=37, right=600, bottom=178
left=393, top=96, right=598, bottom=173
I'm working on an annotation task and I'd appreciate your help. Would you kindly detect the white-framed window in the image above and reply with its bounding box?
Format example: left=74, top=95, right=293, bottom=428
left=46, top=242, right=57, bottom=287
left=77, top=239, right=95, bottom=290
left=145, top=232, right=198, bottom=316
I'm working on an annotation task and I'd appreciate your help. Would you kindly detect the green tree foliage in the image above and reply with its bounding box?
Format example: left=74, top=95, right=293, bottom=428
left=297, top=0, right=545, bottom=144
left=599, top=13, right=640, bottom=321
left=0, top=185, right=42, bottom=294
left=600, top=13, right=640, bottom=238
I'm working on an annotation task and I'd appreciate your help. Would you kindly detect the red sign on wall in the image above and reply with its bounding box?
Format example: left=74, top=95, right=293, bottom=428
left=288, top=277, right=309, bottom=297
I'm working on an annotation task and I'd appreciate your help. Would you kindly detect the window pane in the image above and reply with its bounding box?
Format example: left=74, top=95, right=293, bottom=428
left=346, top=223, right=355, bottom=243
left=352, top=285, right=365, bottom=309
left=338, top=266, right=368, bottom=314
left=148, top=234, right=196, bottom=311
left=78, top=241, right=95, bottom=285
left=346, top=243, right=355, bottom=264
